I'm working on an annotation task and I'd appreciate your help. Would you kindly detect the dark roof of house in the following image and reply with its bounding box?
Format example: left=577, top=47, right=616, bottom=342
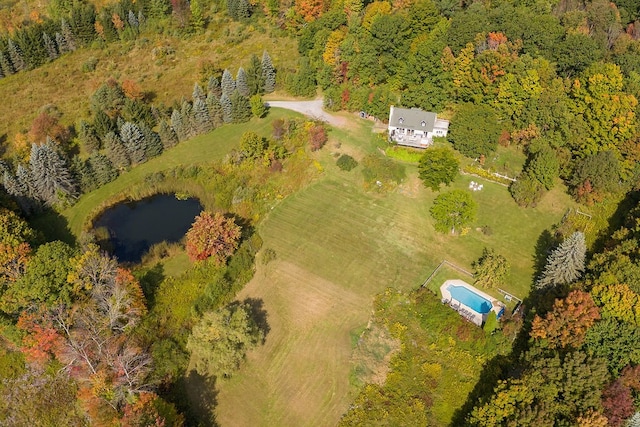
left=389, top=106, right=437, bottom=132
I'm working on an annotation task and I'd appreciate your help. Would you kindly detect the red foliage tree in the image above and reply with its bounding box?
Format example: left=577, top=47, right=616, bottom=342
left=308, top=124, right=328, bottom=151
left=17, top=309, right=63, bottom=365
left=122, top=79, right=144, bottom=101
left=27, top=111, right=70, bottom=144
left=120, top=392, right=184, bottom=427
left=530, top=290, right=600, bottom=349
left=185, top=212, right=241, bottom=263
left=602, top=379, right=635, bottom=426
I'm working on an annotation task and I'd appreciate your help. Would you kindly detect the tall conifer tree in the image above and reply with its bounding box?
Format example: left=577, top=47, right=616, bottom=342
left=536, top=232, right=587, bottom=289
left=262, top=50, right=276, bottom=93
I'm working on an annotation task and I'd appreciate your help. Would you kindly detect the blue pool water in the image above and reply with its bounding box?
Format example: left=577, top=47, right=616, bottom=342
left=448, top=285, right=492, bottom=313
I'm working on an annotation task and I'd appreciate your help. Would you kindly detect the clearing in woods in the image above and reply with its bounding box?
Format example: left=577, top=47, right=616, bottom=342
left=213, top=114, right=571, bottom=425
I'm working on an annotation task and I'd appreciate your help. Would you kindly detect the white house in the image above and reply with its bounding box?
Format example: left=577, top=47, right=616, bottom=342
left=388, top=106, right=449, bottom=148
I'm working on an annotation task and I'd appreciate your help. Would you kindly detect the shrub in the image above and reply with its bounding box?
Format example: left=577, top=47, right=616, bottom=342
left=82, top=57, right=98, bottom=72
left=336, top=154, right=358, bottom=171
left=262, top=248, right=276, bottom=265
left=308, top=124, right=328, bottom=151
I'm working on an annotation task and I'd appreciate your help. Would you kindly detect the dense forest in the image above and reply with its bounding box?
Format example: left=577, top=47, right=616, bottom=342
left=0, top=0, right=640, bottom=425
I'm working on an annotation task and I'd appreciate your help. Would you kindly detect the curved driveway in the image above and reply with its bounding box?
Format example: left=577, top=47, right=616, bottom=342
left=267, top=99, right=348, bottom=128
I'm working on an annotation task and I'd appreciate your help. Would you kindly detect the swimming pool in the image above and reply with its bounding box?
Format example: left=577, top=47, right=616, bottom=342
left=448, top=285, right=492, bottom=314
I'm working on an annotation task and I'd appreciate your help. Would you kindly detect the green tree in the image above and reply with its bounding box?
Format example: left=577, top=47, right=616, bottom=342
left=250, top=95, right=267, bottom=118
left=239, top=131, right=268, bottom=160
left=104, top=132, right=130, bottom=170
left=536, top=232, right=586, bottom=289
left=448, top=103, right=501, bottom=158
left=158, top=120, right=179, bottom=149
left=230, top=91, right=252, bottom=123
left=509, top=173, right=544, bottom=208
left=570, top=151, right=621, bottom=203
left=417, top=147, right=459, bottom=191
left=473, top=248, right=510, bottom=289
left=187, top=302, right=264, bottom=378
left=526, top=144, right=559, bottom=191
left=246, top=54, right=264, bottom=95
left=584, top=318, right=640, bottom=374
left=190, top=0, right=205, bottom=32
left=1, top=240, right=76, bottom=313
left=430, top=190, right=477, bottom=234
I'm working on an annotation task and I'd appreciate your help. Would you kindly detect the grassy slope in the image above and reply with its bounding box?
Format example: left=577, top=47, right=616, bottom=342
left=214, top=117, right=573, bottom=426
left=0, top=23, right=297, bottom=151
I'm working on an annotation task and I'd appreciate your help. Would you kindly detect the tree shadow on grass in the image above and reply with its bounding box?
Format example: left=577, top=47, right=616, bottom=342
left=28, top=208, right=75, bottom=246
left=242, top=297, right=271, bottom=344
left=176, top=370, right=219, bottom=427
left=137, top=262, right=165, bottom=309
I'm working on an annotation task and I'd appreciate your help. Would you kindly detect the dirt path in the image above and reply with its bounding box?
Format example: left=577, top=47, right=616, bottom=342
left=267, top=99, right=348, bottom=128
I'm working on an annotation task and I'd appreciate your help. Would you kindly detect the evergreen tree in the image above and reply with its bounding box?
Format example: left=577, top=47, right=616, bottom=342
left=246, top=54, right=264, bottom=95
left=171, top=109, right=187, bottom=141
left=230, top=91, right=252, bottom=123
left=42, top=33, right=58, bottom=61
left=54, top=33, right=67, bottom=54
left=104, top=132, right=130, bottom=170
left=208, top=76, right=221, bottom=97
left=71, top=157, right=98, bottom=193
left=221, top=69, right=236, bottom=97
left=181, top=101, right=196, bottom=139
left=4, top=169, right=37, bottom=214
left=93, top=109, right=115, bottom=139
left=7, top=40, right=25, bottom=72
left=536, top=232, right=586, bottom=289
left=137, top=11, right=146, bottom=27
left=0, top=51, right=14, bottom=76
left=139, top=123, right=163, bottom=158
left=220, top=93, right=233, bottom=123
left=128, top=10, right=139, bottom=29
left=78, top=120, right=100, bottom=153
left=262, top=50, right=276, bottom=93
left=88, top=153, right=118, bottom=186
left=29, top=141, right=78, bottom=205
left=60, top=19, right=77, bottom=51
left=206, top=93, right=224, bottom=126
left=192, top=98, right=213, bottom=134
left=193, top=82, right=206, bottom=102
left=15, top=164, right=37, bottom=203
left=158, top=120, right=178, bottom=149
left=120, top=122, right=147, bottom=165
left=236, top=67, right=249, bottom=97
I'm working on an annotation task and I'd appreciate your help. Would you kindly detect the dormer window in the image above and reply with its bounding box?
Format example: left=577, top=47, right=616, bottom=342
left=398, top=118, right=404, bottom=124
left=421, top=121, right=426, bottom=127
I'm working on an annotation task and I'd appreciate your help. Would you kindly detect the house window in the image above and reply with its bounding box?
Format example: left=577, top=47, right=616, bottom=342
left=421, top=121, right=426, bottom=127
left=398, top=118, right=404, bottom=124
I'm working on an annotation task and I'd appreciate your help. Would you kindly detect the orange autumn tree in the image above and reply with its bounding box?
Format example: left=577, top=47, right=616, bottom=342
left=530, top=290, right=600, bottom=349
left=185, top=212, right=241, bottom=263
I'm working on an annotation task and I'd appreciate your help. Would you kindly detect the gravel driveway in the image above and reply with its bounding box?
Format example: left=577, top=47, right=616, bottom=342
left=267, top=99, right=348, bottom=128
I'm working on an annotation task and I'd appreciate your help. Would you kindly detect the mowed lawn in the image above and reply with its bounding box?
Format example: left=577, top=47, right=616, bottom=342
left=214, top=126, right=571, bottom=426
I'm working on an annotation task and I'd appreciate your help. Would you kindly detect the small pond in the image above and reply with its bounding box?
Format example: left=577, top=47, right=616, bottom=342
left=94, top=194, right=202, bottom=263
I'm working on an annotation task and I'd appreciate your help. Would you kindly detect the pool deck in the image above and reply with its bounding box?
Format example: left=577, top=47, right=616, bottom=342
left=440, top=279, right=502, bottom=327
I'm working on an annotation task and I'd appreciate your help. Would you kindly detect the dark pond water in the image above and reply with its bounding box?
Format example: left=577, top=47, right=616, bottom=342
left=94, top=194, right=202, bottom=263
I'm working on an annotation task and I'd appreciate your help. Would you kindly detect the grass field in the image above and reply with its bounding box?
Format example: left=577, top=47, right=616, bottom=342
left=213, top=115, right=573, bottom=425
left=0, top=22, right=298, bottom=154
